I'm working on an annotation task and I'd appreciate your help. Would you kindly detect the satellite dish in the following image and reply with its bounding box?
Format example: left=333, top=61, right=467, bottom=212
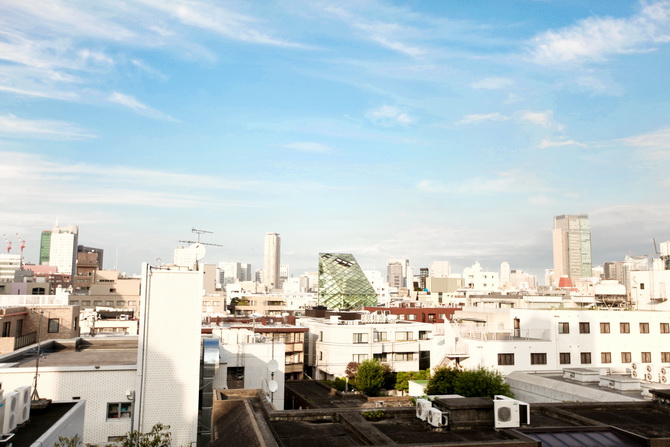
left=190, top=243, right=206, bottom=261
left=268, top=380, right=278, bottom=393
left=268, top=359, right=279, bottom=373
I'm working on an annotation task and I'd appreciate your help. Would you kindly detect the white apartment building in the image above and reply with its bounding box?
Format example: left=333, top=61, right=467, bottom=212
left=430, top=261, right=451, bottom=278
left=48, top=225, right=79, bottom=276
left=0, top=253, right=22, bottom=281
left=462, top=261, right=499, bottom=291
left=301, top=316, right=433, bottom=380
left=434, top=307, right=670, bottom=376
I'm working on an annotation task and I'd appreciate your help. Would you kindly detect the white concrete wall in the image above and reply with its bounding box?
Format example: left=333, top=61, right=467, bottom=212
left=34, top=400, right=86, bottom=447
left=135, top=265, right=203, bottom=447
left=0, top=367, right=134, bottom=444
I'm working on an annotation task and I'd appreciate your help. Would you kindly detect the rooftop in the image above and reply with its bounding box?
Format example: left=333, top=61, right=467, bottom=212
left=0, top=337, right=137, bottom=368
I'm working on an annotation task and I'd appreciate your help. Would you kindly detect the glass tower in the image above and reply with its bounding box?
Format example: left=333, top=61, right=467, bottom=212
left=317, top=253, right=377, bottom=310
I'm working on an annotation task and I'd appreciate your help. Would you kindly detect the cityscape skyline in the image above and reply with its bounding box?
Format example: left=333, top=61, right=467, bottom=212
left=2, top=1, right=670, bottom=277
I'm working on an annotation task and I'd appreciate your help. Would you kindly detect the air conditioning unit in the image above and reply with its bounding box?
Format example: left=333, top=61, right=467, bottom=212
left=660, top=366, right=670, bottom=383
left=631, top=362, right=641, bottom=372
left=631, top=363, right=642, bottom=379
left=427, top=407, right=447, bottom=428
left=1, top=391, right=19, bottom=434
left=645, top=365, right=659, bottom=383
left=494, top=395, right=530, bottom=428
left=14, top=386, right=31, bottom=424
left=415, top=398, right=431, bottom=421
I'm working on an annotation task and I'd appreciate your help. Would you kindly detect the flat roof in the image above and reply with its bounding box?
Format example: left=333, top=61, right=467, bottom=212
left=1, top=337, right=137, bottom=368
left=10, top=401, right=77, bottom=447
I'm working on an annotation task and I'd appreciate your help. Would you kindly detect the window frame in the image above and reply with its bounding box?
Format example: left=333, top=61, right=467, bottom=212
left=559, top=352, right=571, bottom=365
left=580, top=352, right=592, bottom=364
left=599, top=322, right=610, bottom=334
left=621, top=352, right=631, bottom=363
left=620, top=322, right=630, bottom=334
left=579, top=322, right=590, bottom=334
left=641, top=352, right=652, bottom=363
left=601, top=352, right=612, bottom=364
left=661, top=323, right=670, bottom=334
left=662, top=352, right=670, bottom=363
left=106, top=402, right=132, bottom=420
left=639, top=322, right=650, bottom=334
left=352, top=333, right=369, bottom=344
left=558, top=322, right=569, bottom=334
left=47, top=318, right=60, bottom=333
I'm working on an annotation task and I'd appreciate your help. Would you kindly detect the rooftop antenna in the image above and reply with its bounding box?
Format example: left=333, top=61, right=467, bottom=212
left=178, top=228, right=224, bottom=269
left=3, top=234, right=12, bottom=254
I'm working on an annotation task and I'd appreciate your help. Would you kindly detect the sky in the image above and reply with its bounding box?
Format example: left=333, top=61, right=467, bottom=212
left=2, top=0, right=670, bottom=280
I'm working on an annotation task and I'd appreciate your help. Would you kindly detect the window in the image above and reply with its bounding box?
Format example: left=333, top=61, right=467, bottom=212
left=498, top=353, right=514, bottom=365
left=640, top=283, right=645, bottom=290
left=373, top=353, right=388, bottom=362
left=319, top=351, right=323, bottom=361
left=620, top=322, right=630, bottom=333
left=2, top=321, right=10, bottom=337
left=15, top=319, right=23, bottom=337
left=396, top=331, right=413, bottom=341
left=69, top=300, right=79, bottom=305
left=428, top=314, right=436, bottom=323
left=353, top=354, right=368, bottom=362
left=395, top=353, right=415, bottom=361
left=600, top=322, right=610, bottom=334
left=530, top=353, right=547, bottom=365
left=105, top=301, right=114, bottom=306
left=621, top=352, right=631, bottom=363
left=559, top=353, right=571, bottom=365
left=419, top=331, right=429, bottom=340
left=213, top=301, right=221, bottom=306
left=601, top=352, right=611, bottom=363
left=558, top=322, right=569, bottom=334
left=640, top=323, right=650, bottom=334
left=580, top=352, right=592, bottom=364
left=319, top=331, right=323, bottom=341
left=116, top=301, right=124, bottom=306
left=353, top=333, right=369, bottom=344
left=407, top=314, right=416, bottom=320
left=661, top=323, right=670, bottom=334
left=48, top=318, right=60, bottom=333
left=82, top=300, right=91, bottom=306
left=203, top=301, right=211, bottom=306
left=579, top=322, right=590, bottom=334
left=662, top=352, right=670, bottom=363
left=374, top=331, right=387, bottom=342
left=107, top=402, right=132, bottom=419
left=73, top=317, right=78, bottom=331
left=94, top=300, right=103, bottom=306
left=641, top=352, right=652, bottom=363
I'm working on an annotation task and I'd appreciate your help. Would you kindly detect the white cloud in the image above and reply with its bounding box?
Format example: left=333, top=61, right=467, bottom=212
left=416, top=171, right=549, bottom=195
left=528, top=1, right=670, bottom=65
left=469, top=77, right=514, bottom=89
left=284, top=142, right=332, bottom=153
left=520, top=110, right=565, bottom=130
left=537, top=138, right=585, bottom=149
left=365, top=105, right=415, bottom=126
left=108, top=92, right=178, bottom=121
left=0, top=114, right=95, bottom=140
left=620, top=127, right=670, bottom=150
left=455, top=112, right=508, bottom=126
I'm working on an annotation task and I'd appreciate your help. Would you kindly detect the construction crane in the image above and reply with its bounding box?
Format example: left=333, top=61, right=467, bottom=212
left=16, top=233, right=25, bottom=257
left=178, top=228, right=224, bottom=247
left=3, top=234, right=12, bottom=254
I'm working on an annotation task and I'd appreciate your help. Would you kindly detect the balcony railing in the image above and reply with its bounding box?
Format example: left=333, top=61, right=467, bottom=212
left=14, top=331, right=37, bottom=350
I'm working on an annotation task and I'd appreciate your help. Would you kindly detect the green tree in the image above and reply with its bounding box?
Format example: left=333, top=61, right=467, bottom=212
left=354, top=359, right=386, bottom=396
left=425, top=366, right=460, bottom=395
left=395, top=369, right=430, bottom=394
left=55, top=423, right=171, bottom=447
left=453, top=367, right=513, bottom=399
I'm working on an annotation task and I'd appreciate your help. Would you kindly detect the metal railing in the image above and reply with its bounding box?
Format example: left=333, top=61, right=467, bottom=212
left=14, top=331, right=37, bottom=350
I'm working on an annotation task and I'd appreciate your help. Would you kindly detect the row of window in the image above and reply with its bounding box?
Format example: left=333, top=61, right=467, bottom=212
left=203, top=301, right=222, bottom=306
left=351, top=331, right=429, bottom=343
left=70, top=300, right=137, bottom=306
left=558, top=321, right=670, bottom=334
left=498, top=351, right=670, bottom=366
left=353, top=353, right=416, bottom=362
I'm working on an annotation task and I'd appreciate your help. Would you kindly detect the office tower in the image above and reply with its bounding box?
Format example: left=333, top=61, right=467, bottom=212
left=240, top=263, right=252, bottom=281
left=552, top=214, right=592, bottom=283
left=317, top=253, right=377, bottom=309
left=387, top=262, right=403, bottom=288
left=45, top=225, right=79, bottom=277
left=388, top=258, right=409, bottom=287
left=263, top=233, right=281, bottom=289
left=218, top=261, right=242, bottom=287
left=419, top=268, right=429, bottom=290
left=39, top=231, right=52, bottom=265
left=430, top=261, right=451, bottom=278
left=500, top=262, right=511, bottom=285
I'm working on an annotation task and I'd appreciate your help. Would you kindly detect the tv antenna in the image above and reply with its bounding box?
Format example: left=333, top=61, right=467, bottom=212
left=179, top=228, right=224, bottom=247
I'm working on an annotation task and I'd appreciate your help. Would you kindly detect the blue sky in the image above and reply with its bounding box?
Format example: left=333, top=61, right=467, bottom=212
left=2, top=0, right=670, bottom=279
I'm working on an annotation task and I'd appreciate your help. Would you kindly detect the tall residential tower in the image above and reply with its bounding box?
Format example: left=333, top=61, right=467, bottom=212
left=552, top=214, right=592, bottom=284
left=263, top=233, right=281, bottom=290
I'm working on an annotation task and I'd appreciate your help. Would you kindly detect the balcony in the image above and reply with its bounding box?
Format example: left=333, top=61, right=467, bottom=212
left=14, top=331, right=37, bottom=350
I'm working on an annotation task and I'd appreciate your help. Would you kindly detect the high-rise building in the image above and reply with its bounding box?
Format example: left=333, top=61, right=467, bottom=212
left=263, top=233, right=281, bottom=289
left=500, top=262, right=511, bottom=285
left=430, top=261, right=451, bottom=278
left=387, top=262, right=403, bottom=288
left=552, top=214, right=592, bottom=283
left=388, top=258, right=409, bottom=287
left=44, top=225, right=79, bottom=278
left=317, top=253, right=377, bottom=309
left=39, top=230, right=52, bottom=265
